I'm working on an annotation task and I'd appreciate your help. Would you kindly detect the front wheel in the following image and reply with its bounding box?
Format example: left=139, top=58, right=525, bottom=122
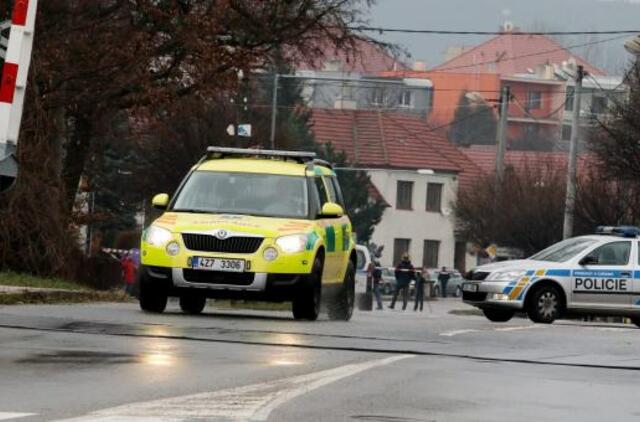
left=527, top=284, right=562, bottom=324
left=483, top=308, right=515, bottom=322
left=292, top=257, right=322, bottom=321
left=329, top=262, right=356, bottom=321
left=139, top=271, right=168, bottom=313
left=180, top=294, right=206, bottom=315
left=631, top=317, right=640, bottom=328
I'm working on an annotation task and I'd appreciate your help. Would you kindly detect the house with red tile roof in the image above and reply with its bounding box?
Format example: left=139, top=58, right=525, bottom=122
left=311, top=109, right=483, bottom=271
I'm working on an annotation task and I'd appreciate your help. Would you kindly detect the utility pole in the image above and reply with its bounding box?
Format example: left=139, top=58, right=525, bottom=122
left=269, top=73, right=279, bottom=150
left=563, top=65, right=586, bottom=239
left=495, top=85, right=510, bottom=182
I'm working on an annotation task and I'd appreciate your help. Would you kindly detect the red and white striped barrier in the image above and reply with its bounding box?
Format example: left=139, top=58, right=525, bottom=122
left=0, top=0, right=38, bottom=146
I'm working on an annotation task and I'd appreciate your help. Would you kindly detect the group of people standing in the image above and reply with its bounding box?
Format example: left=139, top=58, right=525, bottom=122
left=369, top=253, right=452, bottom=311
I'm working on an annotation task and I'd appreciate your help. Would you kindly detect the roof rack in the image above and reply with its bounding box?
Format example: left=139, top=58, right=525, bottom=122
left=595, top=225, right=640, bottom=238
left=205, top=147, right=316, bottom=164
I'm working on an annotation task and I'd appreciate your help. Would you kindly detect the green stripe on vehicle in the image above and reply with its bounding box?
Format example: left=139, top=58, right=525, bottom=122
left=325, top=226, right=336, bottom=252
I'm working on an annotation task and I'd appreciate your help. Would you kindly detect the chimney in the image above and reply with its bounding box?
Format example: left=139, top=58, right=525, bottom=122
left=412, top=60, right=427, bottom=72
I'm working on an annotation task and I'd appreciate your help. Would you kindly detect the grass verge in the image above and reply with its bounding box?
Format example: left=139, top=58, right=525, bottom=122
left=0, top=290, right=132, bottom=305
left=0, top=272, right=88, bottom=291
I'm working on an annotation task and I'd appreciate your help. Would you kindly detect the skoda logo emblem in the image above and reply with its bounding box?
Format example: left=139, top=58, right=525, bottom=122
left=215, top=229, right=228, bottom=240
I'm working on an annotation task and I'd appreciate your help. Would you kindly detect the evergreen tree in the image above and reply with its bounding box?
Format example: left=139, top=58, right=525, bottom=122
left=448, top=92, right=498, bottom=146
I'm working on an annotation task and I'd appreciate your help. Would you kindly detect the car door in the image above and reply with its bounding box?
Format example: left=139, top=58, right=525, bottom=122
left=572, top=240, right=634, bottom=310
left=313, top=175, right=341, bottom=282
left=325, top=175, right=352, bottom=277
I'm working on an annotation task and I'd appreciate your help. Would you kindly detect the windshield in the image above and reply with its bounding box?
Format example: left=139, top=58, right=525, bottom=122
left=172, top=171, right=308, bottom=218
left=529, top=237, right=597, bottom=263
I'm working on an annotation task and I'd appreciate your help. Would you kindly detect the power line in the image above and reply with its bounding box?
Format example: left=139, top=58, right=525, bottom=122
left=349, top=26, right=640, bottom=36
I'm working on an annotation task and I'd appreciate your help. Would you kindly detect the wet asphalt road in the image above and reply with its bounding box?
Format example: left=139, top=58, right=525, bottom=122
left=1, top=299, right=640, bottom=421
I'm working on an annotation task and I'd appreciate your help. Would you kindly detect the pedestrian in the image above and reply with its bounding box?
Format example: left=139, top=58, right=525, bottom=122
left=438, top=266, right=451, bottom=298
left=389, top=253, right=415, bottom=311
left=414, top=268, right=426, bottom=311
left=369, top=259, right=384, bottom=310
left=121, top=252, right=136, bottom=296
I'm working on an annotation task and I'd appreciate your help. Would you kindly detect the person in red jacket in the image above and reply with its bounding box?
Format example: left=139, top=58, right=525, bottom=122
left=121, top=253, right=137, bottom=295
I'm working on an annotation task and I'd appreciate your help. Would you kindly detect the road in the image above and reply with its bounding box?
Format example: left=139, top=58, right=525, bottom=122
left=1, top=298, right=640, bottom=422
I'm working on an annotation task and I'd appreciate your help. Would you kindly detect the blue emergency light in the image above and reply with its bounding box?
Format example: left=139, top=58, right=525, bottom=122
left=595, top=226, right=640, bottom=237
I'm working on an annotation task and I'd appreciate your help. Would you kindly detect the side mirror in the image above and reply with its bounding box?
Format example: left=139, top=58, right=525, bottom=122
left=320, top=202, right=344, bottom=218
left=152, top=193, right=170, bottom=210
left=579, top=255, right=598, bottom=266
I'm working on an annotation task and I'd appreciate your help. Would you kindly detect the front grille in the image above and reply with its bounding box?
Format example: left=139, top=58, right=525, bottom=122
left=462, top=291, right=488, bottom=302
left=466, top=270, right=490, bottom=281
left=182, top=234, right=263, bottom=254
left=183, top=269, right=254, bottom=286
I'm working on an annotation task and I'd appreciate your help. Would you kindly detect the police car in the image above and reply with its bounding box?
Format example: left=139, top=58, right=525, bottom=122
left=462, top=226, right=640, bottom=327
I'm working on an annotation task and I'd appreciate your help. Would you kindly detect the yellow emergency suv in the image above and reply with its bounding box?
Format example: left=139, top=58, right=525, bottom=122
left=138, top=147, right=356, bottom=321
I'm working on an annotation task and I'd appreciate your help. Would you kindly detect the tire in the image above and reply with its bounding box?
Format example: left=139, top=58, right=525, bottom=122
left=483, top=308, right=515, bottom=322
left=454, top=286, right=462, bottom=298
left=139, top=271, right=168, bottom=313
left=329, top=262, right=356, bottom=321
left=631, top=317, right=640, bottom=328
left=292, top=257, right=322, bottom=321
left=527, top=284, right=562, bottom=324
left=179, top=294, right=206, bottom=315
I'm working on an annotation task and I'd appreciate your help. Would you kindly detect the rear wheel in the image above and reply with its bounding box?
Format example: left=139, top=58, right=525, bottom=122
left=329, top=262, right=356, bottom=321
left=139, top=270, right=168, bottom=313
left=631, top=317, right=640, bottom=328
left=179, top=294, right=206, bottom=315
left=292, top=257, right=322, bottom=321
left=527, top=284, right=562, bottom=324
left=483, top=308, right=515, bottom=322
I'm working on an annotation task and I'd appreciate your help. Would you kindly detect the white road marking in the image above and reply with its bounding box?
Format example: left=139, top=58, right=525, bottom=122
left=55, top=354, right=412, bottom=422
left=440, top=325, right=539, bottom=336
left=0, top=413, right=36, bottom=420
left=439, top=329, right=480, bottom=337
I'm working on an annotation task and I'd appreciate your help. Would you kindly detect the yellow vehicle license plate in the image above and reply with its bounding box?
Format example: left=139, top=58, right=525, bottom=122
left=190, top=257, right=245, bottom=272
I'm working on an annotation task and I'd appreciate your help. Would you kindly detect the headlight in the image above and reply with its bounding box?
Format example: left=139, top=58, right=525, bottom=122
left=488, top=270, right=527, bottom=281
left=263, top=247, right=278, bottom=261
left=166, top=241, right=180, bottom=256
left=275, top=234, right=308, bottom=253
left=144, top=226, right=172, bottom=246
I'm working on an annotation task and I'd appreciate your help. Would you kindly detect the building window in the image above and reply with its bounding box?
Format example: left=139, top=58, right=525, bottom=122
left=340, top=83, right=354, bottom=100
left=393, top=238, right=411, bottom=265
left=591, top=96, right=608, bottom=115
left=523, top=124, right=540, bottom=139
left=423, top=240, right=440, bottom=269
left=396, top=181, right=413, bottom=210
left=562, top=125, right=572, bottom=141
left=527, top=91, right=542, bottom=110
left=426, top=183, right=443, bottom=212
left=565, top=86, right=574, bottom=111
left=372, top=88, right=385, bottom=106
left=398, top=90, right=414, bottom=108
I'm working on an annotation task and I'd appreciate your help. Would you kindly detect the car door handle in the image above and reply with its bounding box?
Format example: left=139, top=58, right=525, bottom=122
left=620, top=271, right=632, bottom=278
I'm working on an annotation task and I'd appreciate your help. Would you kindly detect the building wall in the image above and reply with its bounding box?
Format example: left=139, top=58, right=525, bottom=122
left=367, top=169, right=461, bottom=269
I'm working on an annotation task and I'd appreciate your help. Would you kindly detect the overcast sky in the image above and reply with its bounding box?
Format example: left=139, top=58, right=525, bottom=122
left=367, top=0, right=640, bottom=74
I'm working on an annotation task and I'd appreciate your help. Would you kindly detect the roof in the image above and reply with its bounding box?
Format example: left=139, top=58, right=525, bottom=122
left=458, top=145, right=591, bottom=175
left=431, top=33, right=605, bottom=76
left=294, top=37, right=409, bottom=74
left=198, top=158, right=333, bottom=176
left=311, top=109, right=483, bottom=190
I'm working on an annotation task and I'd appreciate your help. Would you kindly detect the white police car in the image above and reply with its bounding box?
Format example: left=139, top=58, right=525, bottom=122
left=462, top=226, right=640, bottom=326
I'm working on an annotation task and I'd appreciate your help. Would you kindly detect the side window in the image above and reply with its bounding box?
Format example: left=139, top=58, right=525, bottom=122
left=314, top=177, right=329, bottom=206
left=328, top=176, right=345, bottom=207
left=586, top=241, right=631, bottom=266
left=325, top=176, right=337, bottom=204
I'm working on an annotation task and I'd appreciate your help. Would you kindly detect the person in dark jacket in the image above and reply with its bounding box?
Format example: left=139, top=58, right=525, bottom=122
left=369, top=259, right=384, bottom=310
left=438, top=266, right=451, bottom=298
left=414, top=267, right=427, bottom=311
left=389, top=253, right=416, bottom=311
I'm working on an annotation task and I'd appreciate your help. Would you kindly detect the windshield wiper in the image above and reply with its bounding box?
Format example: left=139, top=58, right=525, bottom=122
left=171, top=209, right=211, bottom=214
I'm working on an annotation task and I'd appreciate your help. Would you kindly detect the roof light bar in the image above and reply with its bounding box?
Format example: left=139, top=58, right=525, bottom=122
left=595, top=225, right=640, bottom=238
left=206, top=147, right=316, bottom=160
